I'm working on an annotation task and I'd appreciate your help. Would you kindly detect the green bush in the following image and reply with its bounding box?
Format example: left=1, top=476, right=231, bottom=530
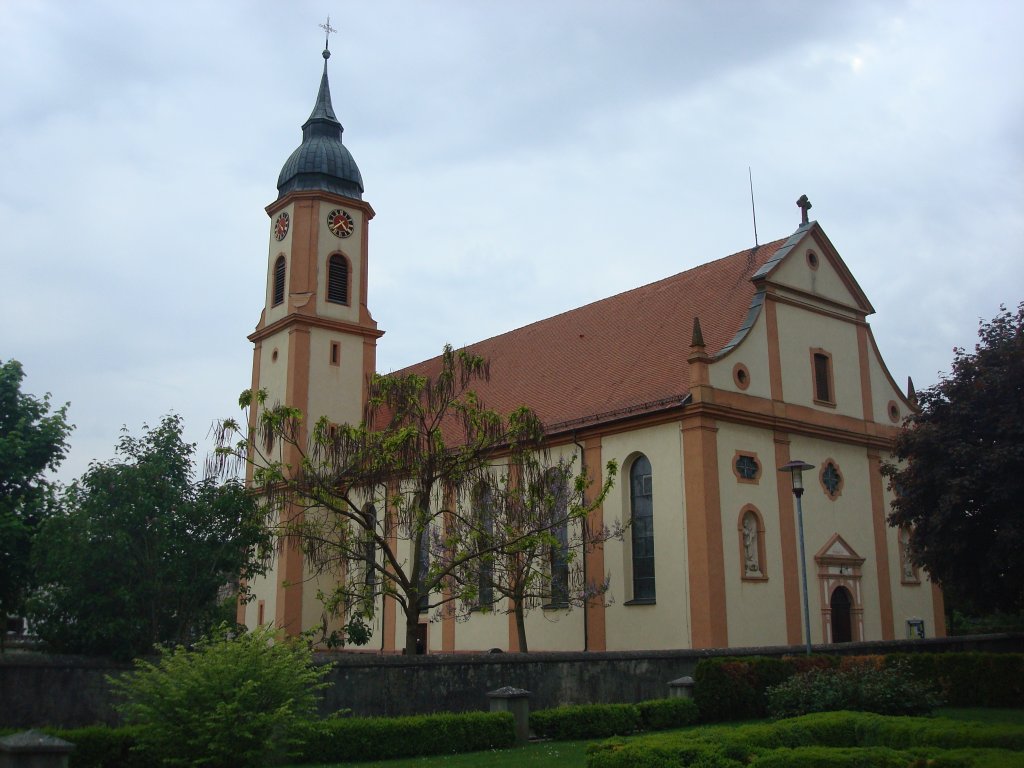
left=584, top=711, right=1024, bottom=768
left=110, top=624, right=330, bottom=767
left=530, top=703, right=640, bottom=740
left=766, top=660, right=942, bottom=718
left=693, top=655, right=836, bottom=722
left=296, top=711, right=514, bottom=762
left=694, top=653, right=1024, bottom=723
left=636, top=698, right=699, bottom=731
left=887, top=653, right=1024, bottom=708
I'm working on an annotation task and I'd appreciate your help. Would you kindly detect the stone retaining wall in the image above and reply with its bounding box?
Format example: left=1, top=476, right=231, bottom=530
left=1, top=633, right=1020, bottom=729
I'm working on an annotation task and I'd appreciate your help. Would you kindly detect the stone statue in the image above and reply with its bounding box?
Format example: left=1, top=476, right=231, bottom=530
left=900, top=527, right=917, bottom=581
left=743, top=515, right=761, bottom=576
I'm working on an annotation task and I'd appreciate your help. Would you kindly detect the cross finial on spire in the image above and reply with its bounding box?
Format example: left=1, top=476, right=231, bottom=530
left=796, top=194, right=812, bottom=225
left=320, top=16, right=337, bottom=59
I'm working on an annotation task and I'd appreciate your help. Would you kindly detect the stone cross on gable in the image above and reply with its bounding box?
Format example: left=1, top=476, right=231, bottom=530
left=797, top=194, right=812, bottom=225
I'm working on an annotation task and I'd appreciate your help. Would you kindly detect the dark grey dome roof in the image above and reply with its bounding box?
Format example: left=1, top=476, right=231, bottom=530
left=277, top=55, right=363, bottom=200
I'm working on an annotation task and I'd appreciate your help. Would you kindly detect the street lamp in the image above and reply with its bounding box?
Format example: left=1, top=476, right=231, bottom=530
left=779, top=460, right=815, bottom=655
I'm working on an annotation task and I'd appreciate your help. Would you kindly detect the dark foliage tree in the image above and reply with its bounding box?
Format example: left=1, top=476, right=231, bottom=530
left=28, top=414, right=272, bottom=659
left=0, top=360, right=72, bottom=636
left=213, top=345, right=617, bottom=655
left=885, top=302, right=1024, bottom=614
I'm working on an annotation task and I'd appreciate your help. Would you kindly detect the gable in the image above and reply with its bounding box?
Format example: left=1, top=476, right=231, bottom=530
left=754, top=223, right=874, bottom=318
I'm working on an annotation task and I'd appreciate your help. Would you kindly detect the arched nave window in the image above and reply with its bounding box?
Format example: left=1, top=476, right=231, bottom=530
left=363, top=503, right=377, bottom=587
left=629, top=454, right=656, bottom=601
left=473, top=481, right=494, bottom=607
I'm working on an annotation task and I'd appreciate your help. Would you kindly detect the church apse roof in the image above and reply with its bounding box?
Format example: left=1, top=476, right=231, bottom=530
left=388, top=236, right=787, bottom=434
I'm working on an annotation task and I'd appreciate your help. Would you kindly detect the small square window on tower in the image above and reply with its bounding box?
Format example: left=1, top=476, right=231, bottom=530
left=810, top=349, right=835, bottom=405
left=330, top=341, right=341, bottom=366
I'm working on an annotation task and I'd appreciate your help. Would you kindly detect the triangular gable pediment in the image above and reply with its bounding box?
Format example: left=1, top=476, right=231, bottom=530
left=753, top=221, right=875, bottom=317
left=814, top=533, right=865, bottom=566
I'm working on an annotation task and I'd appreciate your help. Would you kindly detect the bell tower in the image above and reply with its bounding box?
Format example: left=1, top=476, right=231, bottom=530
left=243, top=26, right=382, bottom=635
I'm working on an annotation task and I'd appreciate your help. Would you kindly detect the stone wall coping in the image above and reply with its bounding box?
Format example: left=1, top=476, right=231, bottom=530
left=0, top=730, right=75, bottom=753
left=1, top=633, right=1020, bottom=670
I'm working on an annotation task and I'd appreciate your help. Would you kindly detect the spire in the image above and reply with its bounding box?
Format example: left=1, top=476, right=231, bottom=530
left=276, top=18, right=364, bottom=201
left=690, top=317, right=705, bottom=349
left=304, top=18, right=341, bottom=132
left=907, top=376, right=917, bottom=404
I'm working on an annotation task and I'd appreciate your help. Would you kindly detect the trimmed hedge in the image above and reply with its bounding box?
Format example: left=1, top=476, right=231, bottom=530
left=15, top=713, right=511, bottom=767
left=637, top=698, right=699, bottom=731
left=586, top=711, right=1024, bottom=768
left=39, top=725, right=148, bottom=768
left=530, top=703, right=640, bottom=740
left=296, top=711, right=515, bottom=763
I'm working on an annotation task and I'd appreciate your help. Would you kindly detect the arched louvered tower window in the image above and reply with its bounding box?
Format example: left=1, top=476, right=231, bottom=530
left=272, top=256, right=286, bottom=307
left=327, top=254, right=349, bottom=304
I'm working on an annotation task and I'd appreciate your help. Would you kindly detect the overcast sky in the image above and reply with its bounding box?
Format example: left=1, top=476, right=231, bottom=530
left=3, top=1, right=1022, bottom=484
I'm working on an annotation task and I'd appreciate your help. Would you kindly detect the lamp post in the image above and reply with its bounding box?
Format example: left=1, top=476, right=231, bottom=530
left=779, top=460, right=815, bottom=655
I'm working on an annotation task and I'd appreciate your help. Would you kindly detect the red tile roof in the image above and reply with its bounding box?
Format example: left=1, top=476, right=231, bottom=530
left=390, top=238, right=787, bottom=433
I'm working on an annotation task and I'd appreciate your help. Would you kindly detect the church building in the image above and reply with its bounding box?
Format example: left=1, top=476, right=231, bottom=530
left=238, top=43, right=944, bottom=653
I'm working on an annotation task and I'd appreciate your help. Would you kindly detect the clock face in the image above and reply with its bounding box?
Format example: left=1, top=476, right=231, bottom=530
left=327, top=208, right=354, bottom=238
left=273, top=212, right=290, bottom=241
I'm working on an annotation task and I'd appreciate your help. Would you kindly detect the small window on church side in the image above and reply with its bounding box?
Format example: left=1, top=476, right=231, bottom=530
left=811, top=349, right=835, bottom=405
left=327, top=254, right=349, bottom=305
left=330, top=341, right=340, bottom=366
left=820, top=459, right=844, bottom=500
left=734, top=452, right=760, bottom=483
left=272, top=256, right=286, bottom=307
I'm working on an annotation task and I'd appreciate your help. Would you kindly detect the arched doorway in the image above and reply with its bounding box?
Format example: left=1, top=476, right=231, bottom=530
left=830, top=586, right=853, bottom=643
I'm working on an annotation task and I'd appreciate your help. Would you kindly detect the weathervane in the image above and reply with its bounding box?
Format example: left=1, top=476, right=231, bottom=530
left=320, top=16, right=337, bottom=58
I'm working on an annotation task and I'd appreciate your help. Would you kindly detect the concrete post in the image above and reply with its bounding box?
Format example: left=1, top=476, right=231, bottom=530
left=0, top=730, right=75, bottom=768
left=486, top=686, right=531, bottom=744
left=668, top=675, right=695, bottom=700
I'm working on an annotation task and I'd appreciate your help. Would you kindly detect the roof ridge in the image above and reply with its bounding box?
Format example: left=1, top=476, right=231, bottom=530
left=387, top=236, right=789, bottom=375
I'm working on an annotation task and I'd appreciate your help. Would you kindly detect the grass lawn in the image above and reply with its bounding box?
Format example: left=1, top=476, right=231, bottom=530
left=286, top=708, right=1024, bottom=768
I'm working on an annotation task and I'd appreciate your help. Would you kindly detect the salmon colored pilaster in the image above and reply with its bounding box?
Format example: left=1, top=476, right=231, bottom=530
left=442, top=492, right=456, bottom=652
left=681, top=412, right=728, bottom=649
left=274, top=325, right=311, bottom=637
left=275, top=501, right=305, bottom=636
left=583, top=437, right=607, bottom=651
left=507, top=601, right=519, bottom=651
left=773, top=433, right=802, bottom=644
left=931, top=583, right=947, bottom=637
left=288, top=199, right=318, bottom=308
left=382, top=485, right=398, bottom=652
left=867, top=450, right=895, bottom=639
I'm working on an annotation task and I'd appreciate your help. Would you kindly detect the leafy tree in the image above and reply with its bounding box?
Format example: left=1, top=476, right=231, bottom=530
left=448, top=452, right=619, bottom=651
left=112, top=623, right=329, bottom=768
left=28, top=414, right=272, bottom=659
left=0, top=359, right=72, bottom=634
left=213, top=345, right=617, bottom=655
left=885, top=302, right=1024, bottom=614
